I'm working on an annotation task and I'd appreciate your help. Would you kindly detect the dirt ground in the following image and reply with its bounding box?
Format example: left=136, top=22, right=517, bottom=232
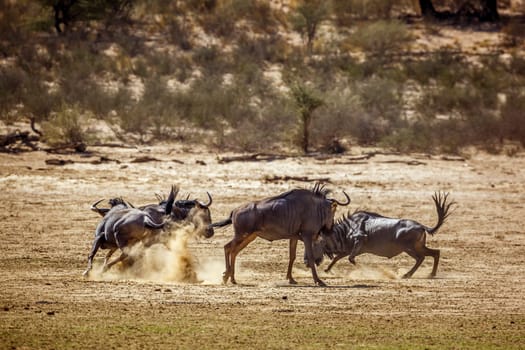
left=0, top=144, right=524, bottom=349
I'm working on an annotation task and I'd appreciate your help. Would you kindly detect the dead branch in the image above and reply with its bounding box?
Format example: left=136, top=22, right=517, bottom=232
left=378, top=159, right=427, bottom=166
left=44, top=142, right=87, bottom=154
left=217, top=153, right=288, bottom=163
left=0, top=130, right=40, bottom=152
left=87, top=156, right=121, bottom=164
left=264, top=175, right=331, bottom=183
left=130, top=155, right=160, bottom=163
left=45, top=158, right=74, bottom=166
left=440, top=155, right=466, bottom=162
left=93, top=142, right=137, bottom=149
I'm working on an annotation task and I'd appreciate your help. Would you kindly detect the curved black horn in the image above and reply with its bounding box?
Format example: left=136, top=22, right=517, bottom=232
left=90, top=199, right=104, bottom=211
left=330, top=191, right=351, bottom=206
left=198, top=192, right=213, bottom=207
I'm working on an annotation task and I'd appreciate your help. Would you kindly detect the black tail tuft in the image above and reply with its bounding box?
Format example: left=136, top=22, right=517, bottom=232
left=427, top=191, right=456, bottom=235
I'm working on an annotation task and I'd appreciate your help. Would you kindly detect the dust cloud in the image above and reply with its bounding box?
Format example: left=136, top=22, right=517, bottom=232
left=89, top=224, right=221, bottom=284
left=347, top=265, right=398, bottom=280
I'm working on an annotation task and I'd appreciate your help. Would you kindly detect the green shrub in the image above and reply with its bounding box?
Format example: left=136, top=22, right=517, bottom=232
left=120, top=77, right=182, bottom=142
left=167, top=16, right=192, bottom=50
left=0, top=67, right=26, bottom=123
left=222, top=98, right=294, bottom=152
left=21, top=78, right=60, bottom=125
left=41, top=105, right=91, bottom=146
left=311, top=86, right=362, bottom=150
left=350, top=20, right=411, bottom=59
left=501, top=91, right=525, bottom=146
left=333, top=0, right=396, bottom=22
left=380, top=123, right=434, bottom=153
left=234, top=32, right=288, bottom=64
left=404, top=50, right=465, bottom=86
left=355, top=76, right=404, bottom=124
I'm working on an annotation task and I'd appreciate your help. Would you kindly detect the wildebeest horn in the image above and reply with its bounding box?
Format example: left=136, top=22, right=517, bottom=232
left=198, top=192, right=212, bottom=207
left=90, top=199, right=104, bottom=210
left=329, top=191, right=351, bottom=206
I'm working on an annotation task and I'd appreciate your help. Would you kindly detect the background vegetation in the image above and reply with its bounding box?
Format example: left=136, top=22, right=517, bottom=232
left=1, top=0, right=524, bottom=154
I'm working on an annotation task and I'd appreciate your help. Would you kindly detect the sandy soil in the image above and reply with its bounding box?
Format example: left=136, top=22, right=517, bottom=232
left=0, top=144, right=524, bottom=348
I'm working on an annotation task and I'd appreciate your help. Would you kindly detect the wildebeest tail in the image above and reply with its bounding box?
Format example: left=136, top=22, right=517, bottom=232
left=209, top=213, right=233, bottom=228
left=426, top=191, right=456, bottom=235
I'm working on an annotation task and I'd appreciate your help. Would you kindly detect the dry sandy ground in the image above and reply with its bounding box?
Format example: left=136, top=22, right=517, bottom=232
left=0, top=144, right=524, bottom=349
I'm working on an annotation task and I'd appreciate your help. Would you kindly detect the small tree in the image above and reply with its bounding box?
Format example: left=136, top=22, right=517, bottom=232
left=290, top=0, right=330, bottom=55
left=291, top=83, right=323, bottom=153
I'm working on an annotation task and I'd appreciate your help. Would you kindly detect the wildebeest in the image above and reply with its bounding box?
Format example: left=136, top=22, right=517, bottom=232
left=83, top=186, right=177, bottom=276
left=210, top=184, right=351, bottom=286
left=311, top=192, right=455, bottom=278
left=84, top=186, right=215, bottom=276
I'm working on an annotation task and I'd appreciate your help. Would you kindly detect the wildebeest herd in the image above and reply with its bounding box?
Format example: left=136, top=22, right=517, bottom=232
left=84, top=183, right=455, bottom=286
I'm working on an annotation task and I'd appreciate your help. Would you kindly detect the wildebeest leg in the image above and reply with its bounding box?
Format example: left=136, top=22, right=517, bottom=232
left=83, top=235, right=104, bottom=277
left=428, top=247, right=440, bottom=277
left=348, top=237, right=364, bottom=265
left=303, top=234, right=326, bottom=287
left=223, top=240, right=233, bottom=284
left=103, top=231, right=135, bottom=273
left=101, top=247, right=117, bottom=271
left=420, top=245, right=440, bottom=277
left=104, top=251, right=128, bottom=272
left=224, top=233, right=257, bottom=284
left=286, top=238, right=298, bottom=284
left=324, top=253, right=348, bottom=272
left=402, top=249, right=424, bottom=278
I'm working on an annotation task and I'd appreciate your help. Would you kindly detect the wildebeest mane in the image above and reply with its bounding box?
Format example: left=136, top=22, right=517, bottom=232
left=350, top=209, right=387, bottom=218
left=311, top=182, right=331, bottom=198
left=269, top=182, right=331, bottom=201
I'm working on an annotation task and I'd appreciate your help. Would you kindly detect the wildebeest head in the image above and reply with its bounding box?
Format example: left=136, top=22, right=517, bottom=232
left=310, top=213, right=368, bottom=267
left=173, top=192, right=214, bottom=238
left=312, top=183, right=351, bottom=235
left=90, top=197, right=129, bottom=217
left=311, top=235, right=328, bottom=266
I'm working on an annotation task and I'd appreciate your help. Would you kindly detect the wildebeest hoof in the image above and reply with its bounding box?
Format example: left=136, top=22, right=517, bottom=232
left=349, top=257, right=356, bottom=265
left=402, top=273, right=412, bottom=279
left=288, top=279, right=297, bottom=285
left=316, top=280, right=327, bottom=287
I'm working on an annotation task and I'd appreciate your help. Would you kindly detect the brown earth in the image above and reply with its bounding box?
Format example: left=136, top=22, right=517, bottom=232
left=0, top=144, right=524, bottom=349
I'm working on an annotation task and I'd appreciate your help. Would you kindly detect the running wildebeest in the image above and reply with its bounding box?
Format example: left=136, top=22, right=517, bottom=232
left=91, top=187, right=214, bottom=238
left=83, top=186, right=177, bottom=277
left=311, top=192, right=455, bottom=278
left=210, top=183, right=351, bottom=286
